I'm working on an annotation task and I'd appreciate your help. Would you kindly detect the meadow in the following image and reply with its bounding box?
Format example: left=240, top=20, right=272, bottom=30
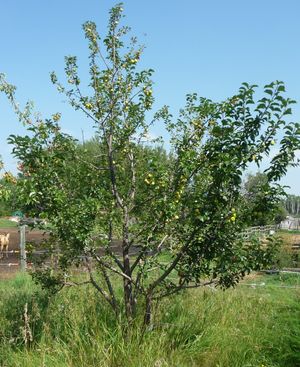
left=0, top=271, right=299, bottom=367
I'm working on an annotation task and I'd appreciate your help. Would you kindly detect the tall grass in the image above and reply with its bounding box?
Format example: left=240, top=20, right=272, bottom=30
left=277, top=231, right=300, bottom=268
left=0, top=273, right=300, bottom=367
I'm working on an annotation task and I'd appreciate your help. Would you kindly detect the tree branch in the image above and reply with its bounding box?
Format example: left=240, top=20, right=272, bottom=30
left=148, top=230, right=197, bottom=292
left=153, top=279, right=217, bottom=300
left=84, top=256, right=117, bottom=310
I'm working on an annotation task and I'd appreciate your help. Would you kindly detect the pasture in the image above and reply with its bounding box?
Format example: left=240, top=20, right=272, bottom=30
left=0, top=219, right=17, bottom=228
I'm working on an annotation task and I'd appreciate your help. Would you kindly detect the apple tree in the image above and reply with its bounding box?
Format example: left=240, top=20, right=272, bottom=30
left=1, top=4, right=300, bottom=325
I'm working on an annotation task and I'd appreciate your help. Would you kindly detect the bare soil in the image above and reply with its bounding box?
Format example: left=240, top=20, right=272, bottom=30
left=0, top=227, right=47, bottom=279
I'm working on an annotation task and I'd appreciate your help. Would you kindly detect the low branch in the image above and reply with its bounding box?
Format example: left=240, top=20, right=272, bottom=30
left=131, top=235, right=169, bottom=272
left=94, top=254, right=132, bottom=282
left=99, top=265, right=118, bottom=311
left=84, top=257, right=116, bottom=309
left=93, top=254, right=146, bottom=295
left=148, top=230, right=197, bottom=292
left=153, top=279, right=217, bottom=300
left=86, top=233, right=124, bottom=272
left=63, top=280, right=91, bottom=287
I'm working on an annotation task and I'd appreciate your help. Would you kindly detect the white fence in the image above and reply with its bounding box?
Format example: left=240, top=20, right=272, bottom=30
left=241, top=225, right=278, bottom=240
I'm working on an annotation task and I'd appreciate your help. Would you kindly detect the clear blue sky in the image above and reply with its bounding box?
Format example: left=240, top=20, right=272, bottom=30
left=1, top=0, right=300, bottom=194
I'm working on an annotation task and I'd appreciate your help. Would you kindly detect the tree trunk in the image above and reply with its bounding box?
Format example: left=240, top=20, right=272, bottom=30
left=123, top=209, right=135, bottom=321
left=123, top=251, right=135, bottom=320
left=143, top=295, right=152, bottom=326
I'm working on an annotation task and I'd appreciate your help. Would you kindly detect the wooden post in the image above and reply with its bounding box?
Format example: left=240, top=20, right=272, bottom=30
left=20, top=225, right=27, bottom=271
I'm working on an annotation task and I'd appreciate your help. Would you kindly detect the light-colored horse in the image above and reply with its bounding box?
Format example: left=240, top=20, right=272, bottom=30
left=0, top=233, right=10, bottom=259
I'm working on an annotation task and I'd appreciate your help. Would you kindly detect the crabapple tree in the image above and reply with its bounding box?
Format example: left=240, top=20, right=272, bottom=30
left=1, top=4, right=300, bottom=325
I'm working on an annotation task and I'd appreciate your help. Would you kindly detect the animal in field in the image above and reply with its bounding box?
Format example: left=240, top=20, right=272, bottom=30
left=0, top=233, right=10, bottom=259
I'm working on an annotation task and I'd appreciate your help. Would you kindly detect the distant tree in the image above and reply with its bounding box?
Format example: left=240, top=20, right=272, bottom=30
left=274, top=204, right=288, bottom=224
left=1, top=4, right=300, bottom=327
left=0, top=157, right=17, bottom=216
left=241, top=172, right=287, bottom=226
left=285, top=194, right=300, bottom=216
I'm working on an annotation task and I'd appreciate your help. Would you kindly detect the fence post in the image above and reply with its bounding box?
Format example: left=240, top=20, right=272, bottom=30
left=20, top=225, right=27, bottom=271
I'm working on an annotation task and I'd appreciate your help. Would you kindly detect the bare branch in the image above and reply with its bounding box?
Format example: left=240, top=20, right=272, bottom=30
left=148, top=230, right=197, bottom=292
left=63, top=280, right=91, bottom=287
left=84, top=257, right=116, bottom=309
left=94, top=254, right=132, bottom=282
left=128, top=149, right=136, bottom=202
left=131, top=235, right=169, bottom=272
left=99, top=265, right=118, bottom=311
left=107, top=133, right=124, bottom=208
left=153, top=280, right=217, bottom=300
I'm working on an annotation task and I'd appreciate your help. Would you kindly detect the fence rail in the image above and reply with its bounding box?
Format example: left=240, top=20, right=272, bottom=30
left=241, top=225, right=278, bottom=240
left=0, top=224, right=286, bottom=273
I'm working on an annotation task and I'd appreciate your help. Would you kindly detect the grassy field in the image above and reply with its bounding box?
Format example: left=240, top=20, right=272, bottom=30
left=0, top=218, right=17, bottom=228
left=0, top=272, right=299, bottom=367
left=278, top=229, right=300, bottom=235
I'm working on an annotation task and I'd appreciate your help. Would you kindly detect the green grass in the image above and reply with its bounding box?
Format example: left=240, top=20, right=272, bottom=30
left=0, top=218, right=17, bottom=228
left=0, top=272, right=300, bottom=367
left=278, top=229, right=300, bottom=235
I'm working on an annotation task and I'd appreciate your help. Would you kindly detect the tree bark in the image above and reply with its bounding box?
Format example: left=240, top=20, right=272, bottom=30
left=143, top=295, right=152, bottom=326
left=123, top=208, right=135, bottom=320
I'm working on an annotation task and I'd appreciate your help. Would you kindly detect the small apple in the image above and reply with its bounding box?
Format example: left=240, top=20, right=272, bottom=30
left=52, top=113, right=61, bottom=122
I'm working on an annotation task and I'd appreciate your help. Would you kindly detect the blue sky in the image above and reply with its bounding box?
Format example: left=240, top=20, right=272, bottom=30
left=1, top=0, right=300, bottom=194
